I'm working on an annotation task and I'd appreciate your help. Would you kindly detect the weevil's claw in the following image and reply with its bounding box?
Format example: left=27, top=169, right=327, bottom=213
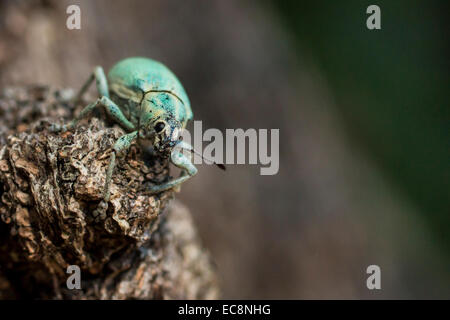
left=92, top=200, right=108, bottom=222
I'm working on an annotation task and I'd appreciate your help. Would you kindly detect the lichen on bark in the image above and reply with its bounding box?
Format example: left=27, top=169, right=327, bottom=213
left=0, top=86, right=219, bottom=299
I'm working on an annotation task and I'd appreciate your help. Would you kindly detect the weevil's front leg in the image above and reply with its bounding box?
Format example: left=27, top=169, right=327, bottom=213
left=93, top=131, right=138, bottom=220
left=148, top=147, right=198, bottom=195
left=50, top=96, right=135, bottom=132
left=73, top=66, right=109, bottom=104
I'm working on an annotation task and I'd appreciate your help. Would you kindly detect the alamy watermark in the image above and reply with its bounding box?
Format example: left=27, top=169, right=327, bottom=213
left=366, top=265, right=381, bottom=290
left=66, top=265, right=81, bottom=289
left=366, top=5, right=381, bottom=30
left=66, top=5, right=81, bottom=30
left=175, top=121, right=279, bottom=175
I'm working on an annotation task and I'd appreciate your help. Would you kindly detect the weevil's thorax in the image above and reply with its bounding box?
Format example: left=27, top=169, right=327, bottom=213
left=138, top=92, right=183, bottom=155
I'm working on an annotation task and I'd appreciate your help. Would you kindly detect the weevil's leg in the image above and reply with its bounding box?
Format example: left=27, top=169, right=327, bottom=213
left=93, top=131, right=138, bottom=220
left=93, top=67, right=109, bottom=98
left=51, top=96, right=135, bottom=132
left=73, top=66, right=109, bottom=104
left=148, top=149, right=198, bottom=195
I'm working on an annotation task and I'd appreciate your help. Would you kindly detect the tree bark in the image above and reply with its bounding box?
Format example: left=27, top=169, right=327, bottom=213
left=0, top=86, right=219, bottom=299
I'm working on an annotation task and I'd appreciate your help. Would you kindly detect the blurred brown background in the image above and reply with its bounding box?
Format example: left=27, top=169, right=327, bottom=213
left=0, top=0, right=448, bottom=298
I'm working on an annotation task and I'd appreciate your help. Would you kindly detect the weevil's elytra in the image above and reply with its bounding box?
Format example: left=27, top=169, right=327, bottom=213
left=50, top=56, right=222, bottom=218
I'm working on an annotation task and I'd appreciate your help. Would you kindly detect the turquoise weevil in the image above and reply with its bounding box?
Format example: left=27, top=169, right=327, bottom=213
left=51, top=57, right=224, bottom=217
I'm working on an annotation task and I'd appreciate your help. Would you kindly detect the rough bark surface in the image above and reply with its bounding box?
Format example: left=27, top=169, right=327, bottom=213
left=0, top=86, right=219, bottom=299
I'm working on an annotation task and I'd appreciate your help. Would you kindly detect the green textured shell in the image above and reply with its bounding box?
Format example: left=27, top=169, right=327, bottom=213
left=107, top=57, right=193, bottom=120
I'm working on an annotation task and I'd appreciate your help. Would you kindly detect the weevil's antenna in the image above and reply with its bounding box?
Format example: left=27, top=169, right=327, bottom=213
left=189, top=147, right=226, bottom=171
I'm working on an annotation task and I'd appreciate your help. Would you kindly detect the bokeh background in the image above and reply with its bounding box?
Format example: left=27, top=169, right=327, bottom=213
left=0, top=0, right=448, bottom=298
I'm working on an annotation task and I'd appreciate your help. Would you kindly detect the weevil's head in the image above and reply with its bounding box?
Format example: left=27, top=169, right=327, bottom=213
left=151, top=117, right=182, bottom=153
left=139, top=92, right=185, bottom=155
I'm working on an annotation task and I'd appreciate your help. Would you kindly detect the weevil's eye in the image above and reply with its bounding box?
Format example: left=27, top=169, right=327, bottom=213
left=154, top=122, right=165, bottom=133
